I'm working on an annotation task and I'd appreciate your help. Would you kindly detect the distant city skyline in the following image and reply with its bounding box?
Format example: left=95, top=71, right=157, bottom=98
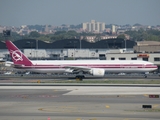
left=0, top=0, right=160, bottom=27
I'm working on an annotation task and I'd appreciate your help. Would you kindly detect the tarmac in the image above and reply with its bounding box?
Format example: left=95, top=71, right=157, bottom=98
left=0, top=76, right=160, bottom=120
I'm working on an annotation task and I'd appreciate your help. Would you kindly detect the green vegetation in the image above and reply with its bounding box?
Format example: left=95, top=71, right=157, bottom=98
left=11, top=79, right=160, bottom=84
left=46, top=79, right=160, bottom=84
left=0, top=28, right=160, bottom=42
left=127, top=109, right=160, bottom=112
left=20, top=79, right=160, bottom=84
left=1, top=75, right=160, bottom=84
left=125, top=28, right=160, bottom=41
left=117, top=34, right=126, bottom=39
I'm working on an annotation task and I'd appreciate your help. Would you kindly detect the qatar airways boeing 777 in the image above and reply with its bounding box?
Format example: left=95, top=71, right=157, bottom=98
left=5, top=40, right=157, bottom=80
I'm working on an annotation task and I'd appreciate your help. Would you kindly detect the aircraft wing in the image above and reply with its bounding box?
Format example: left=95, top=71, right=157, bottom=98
left=5, top=61, right=25, bottom=68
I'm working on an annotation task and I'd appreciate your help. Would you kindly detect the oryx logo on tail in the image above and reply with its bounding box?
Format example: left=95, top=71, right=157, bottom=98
left=10, top=50, right=23, bottom=62
left=6, top=40, right=33, bottom=66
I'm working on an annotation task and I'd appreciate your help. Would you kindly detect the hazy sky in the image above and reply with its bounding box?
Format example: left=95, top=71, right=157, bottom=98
left=0, top=0, right=160, bottom=27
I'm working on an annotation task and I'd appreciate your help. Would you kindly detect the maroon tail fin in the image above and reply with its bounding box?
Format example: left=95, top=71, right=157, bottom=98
left=5, top=40, right=33, bottom=66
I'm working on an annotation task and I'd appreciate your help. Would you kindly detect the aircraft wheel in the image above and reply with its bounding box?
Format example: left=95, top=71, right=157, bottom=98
left=144, top=75, right=147, bottom=78
left=75, top=76, right=84, bottom=81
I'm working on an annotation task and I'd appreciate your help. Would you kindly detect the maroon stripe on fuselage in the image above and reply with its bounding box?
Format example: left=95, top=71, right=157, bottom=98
left=14, top=64, right=157, bottom=69
left=31, top=64, right=153, bottom=66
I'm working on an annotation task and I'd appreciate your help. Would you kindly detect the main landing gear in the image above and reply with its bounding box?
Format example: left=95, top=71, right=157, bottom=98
left=75, top=75, right=85, bottom=81
left=144, top=74, right=147, bottom=78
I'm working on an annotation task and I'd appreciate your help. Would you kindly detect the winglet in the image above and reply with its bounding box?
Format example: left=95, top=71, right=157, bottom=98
left=5, top=40, right=33, bottom=66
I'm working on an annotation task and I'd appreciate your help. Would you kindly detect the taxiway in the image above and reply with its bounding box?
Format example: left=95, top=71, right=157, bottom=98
left=0, top=82, right=160, bottom=120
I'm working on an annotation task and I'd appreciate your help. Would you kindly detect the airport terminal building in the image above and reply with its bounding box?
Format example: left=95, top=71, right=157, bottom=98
left=0, top=38, right=160, bottom=72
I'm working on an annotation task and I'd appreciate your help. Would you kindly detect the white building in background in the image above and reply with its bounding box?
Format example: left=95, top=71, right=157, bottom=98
left=82, top=20, right=105, bottom=33
left=111, top=25, right=116, bottom=34
left=0, top=26, right=4, bottom=33
left=45, top=25, right=49, bottom=33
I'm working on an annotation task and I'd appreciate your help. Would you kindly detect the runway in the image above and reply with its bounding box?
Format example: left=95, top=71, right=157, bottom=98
left=0, top=83, right=160, bottom=120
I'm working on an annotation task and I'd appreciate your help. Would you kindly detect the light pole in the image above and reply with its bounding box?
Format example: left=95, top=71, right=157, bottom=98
left=27, top=41, right=33, bottom=58
left=36, top=40, right=38, bottom=60
left=74, top=42, right=75, bottom=60
left=114, top=40, right=116, bottom=48
left=106, top=41, right=109, bottom=49
left=73, top=41, right=77, bottom=60
left=80, top=39, right=81, bottom=50
left=30, top=42, right=33, bottom=58
left=125, top=39, right=126, bottom=49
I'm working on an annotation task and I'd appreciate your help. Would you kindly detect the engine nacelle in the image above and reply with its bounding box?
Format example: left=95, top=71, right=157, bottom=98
left=89, top=68, right=105, bottom=77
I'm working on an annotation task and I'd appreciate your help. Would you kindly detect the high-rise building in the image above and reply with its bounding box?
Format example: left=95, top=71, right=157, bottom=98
left=111, top=25, right=116, bottom=34
left=45, top=25, right=49, bottom=33
left=82, top=20, right=105, bottom=33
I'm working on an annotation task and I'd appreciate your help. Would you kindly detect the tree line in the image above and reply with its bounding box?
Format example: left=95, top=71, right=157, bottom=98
left=125, top=28, right=160, bottom=41
left=0, top=28, right=160, bottom=42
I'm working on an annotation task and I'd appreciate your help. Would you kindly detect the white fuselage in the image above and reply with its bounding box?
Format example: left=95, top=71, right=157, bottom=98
left=19, top=60, right=157, bottom=73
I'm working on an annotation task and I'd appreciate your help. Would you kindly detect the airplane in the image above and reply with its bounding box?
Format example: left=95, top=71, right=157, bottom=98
left=5, top=40, right=157, bottom=80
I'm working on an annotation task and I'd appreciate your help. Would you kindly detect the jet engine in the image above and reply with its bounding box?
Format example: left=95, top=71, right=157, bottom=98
left=89, top=68, right=105, bottom=77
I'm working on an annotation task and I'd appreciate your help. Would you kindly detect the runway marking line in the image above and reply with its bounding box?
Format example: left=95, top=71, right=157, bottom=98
left=89, top=119, right=97, bottom=120
left=105, top=105, right=110, bottom=108
left=123, top=118, right=129, bottom=120
left=53, top=89, right=57, bottom=91
left=12, top=94, right=29, bottom=99
left=38, top=106, right=110, bottom=114
left=119, top=95, right=135, bottom=98
left=38, top=106, right=77, bottom=112
left=153, top=104, right=160, bottom=108
left=39, top=95, right=58, bottom=98
left=76, top=118, right=81, bottom=120
left=143, top=94, right=149, bottom=97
